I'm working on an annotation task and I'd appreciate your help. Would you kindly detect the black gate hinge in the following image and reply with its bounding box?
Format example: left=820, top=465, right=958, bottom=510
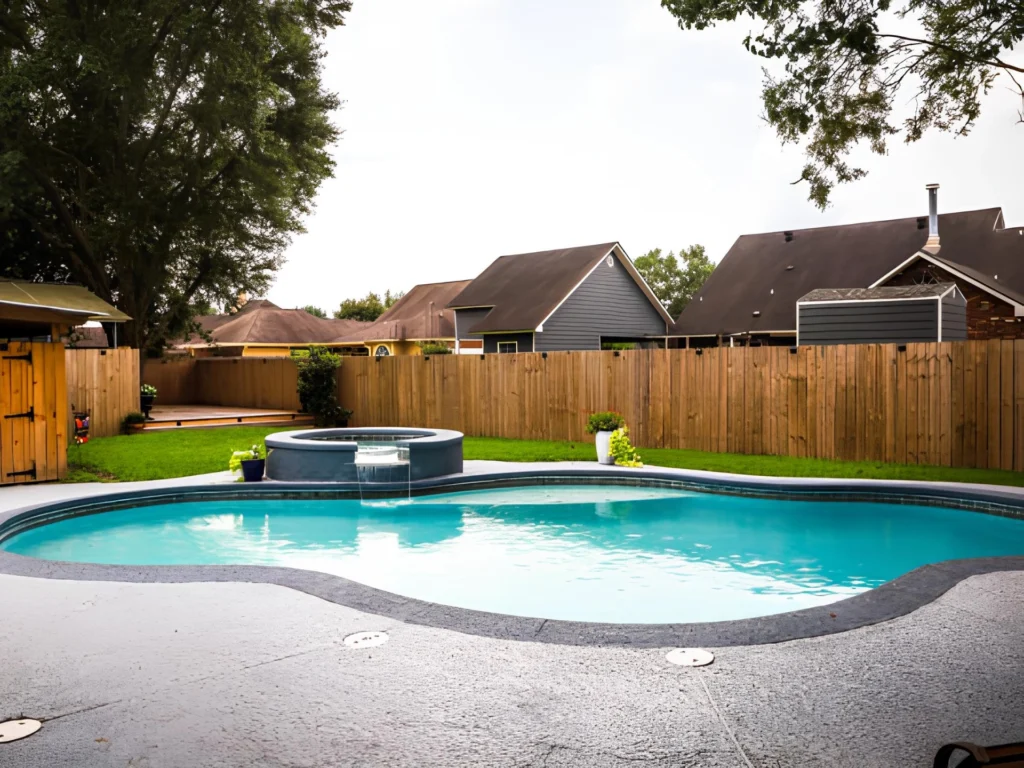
left=4, top=406, right=34, bottom=422
left=2, top=352, right=32, bottom=364
left=6, top=465, right=37, bottom=480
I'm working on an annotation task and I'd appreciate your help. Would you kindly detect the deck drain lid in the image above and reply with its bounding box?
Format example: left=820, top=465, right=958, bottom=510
left=666, top=648, right=714, bottom=667
left=0, top=719, right=42, bottom=743
left=344, top=631, right=388, bottom=648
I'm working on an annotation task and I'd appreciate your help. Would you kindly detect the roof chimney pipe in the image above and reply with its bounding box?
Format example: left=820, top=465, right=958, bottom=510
left=924, top=183, right=940, bottom=252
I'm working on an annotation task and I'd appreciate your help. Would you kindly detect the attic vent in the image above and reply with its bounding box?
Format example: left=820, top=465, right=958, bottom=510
left=752, top=311, right=761, bottom=317
left=784, top=231, right=794, bottom=242
left=785, top=265, right=794, bottom=271
left=917, top=217, right=927, bottom=230
left=770, top=289, right=774, bottom=295
left=606, top=255, right=614, bottom=267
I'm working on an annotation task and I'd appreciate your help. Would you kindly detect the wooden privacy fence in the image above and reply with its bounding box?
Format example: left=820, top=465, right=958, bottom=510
left=1, top=341, right=66, bottom=484
left=338, top=341, right=1024, bottom=471
left=66, top=348, right=141, bottom=438
left=141, top=357, right=301, bottom=410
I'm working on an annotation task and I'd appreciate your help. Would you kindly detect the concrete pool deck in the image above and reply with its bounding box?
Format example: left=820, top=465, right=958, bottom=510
left=1, top=466, right=1023, bottom=766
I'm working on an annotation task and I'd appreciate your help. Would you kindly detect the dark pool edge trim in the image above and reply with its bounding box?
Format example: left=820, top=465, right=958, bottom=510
left=2, top=467, right=1024, bottom=648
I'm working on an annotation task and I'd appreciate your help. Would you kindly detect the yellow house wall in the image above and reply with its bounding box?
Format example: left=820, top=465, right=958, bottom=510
left=363, top=341, right=422, bottom=356
left=242, top=346, right=292, bottom=357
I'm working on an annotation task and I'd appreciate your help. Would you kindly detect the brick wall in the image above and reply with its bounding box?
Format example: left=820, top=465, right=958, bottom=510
left=883, top=261, right=1024, bottom=340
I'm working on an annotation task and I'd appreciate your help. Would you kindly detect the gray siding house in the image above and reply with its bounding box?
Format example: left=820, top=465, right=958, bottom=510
left=448, top=243, right=672, bottom=353
left=797, top=284, right=967, bottom=346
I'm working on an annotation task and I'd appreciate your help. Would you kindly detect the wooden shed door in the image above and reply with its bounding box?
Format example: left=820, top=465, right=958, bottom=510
left=0, top=345, right=37, bottom=483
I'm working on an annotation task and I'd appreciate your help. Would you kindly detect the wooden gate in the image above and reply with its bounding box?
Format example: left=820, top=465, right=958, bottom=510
left=0, top=341, right=67, bottom=485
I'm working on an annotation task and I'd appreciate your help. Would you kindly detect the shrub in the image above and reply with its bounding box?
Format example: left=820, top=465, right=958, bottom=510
left=121, top=411, right=146, bottom=434
left=419, top=341, right=452, bottom=355
left=586, top=411, right=625, bottom=434
left=297, top=346, right=344, bottom=427
left=609, top=427, right=643, bottom=467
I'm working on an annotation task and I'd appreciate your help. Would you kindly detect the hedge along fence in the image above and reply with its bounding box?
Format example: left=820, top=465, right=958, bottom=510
left=141, top=357, right=301, bottom=410
left=338, top=341, right=1024, bottom=471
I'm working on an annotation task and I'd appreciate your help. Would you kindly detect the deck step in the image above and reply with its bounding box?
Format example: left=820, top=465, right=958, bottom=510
left=143, top=413, right=314, bottom=431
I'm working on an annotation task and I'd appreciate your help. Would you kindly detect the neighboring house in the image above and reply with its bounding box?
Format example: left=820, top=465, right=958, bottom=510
left=332, top=280, right=472, bottom=357
left=447, top=242, right=672, bottom=353
left=671, top=187, right=1024, bottom=347
left=67, top=323, right=112, bottom=348
left=175, top=299, right=370, bottom=356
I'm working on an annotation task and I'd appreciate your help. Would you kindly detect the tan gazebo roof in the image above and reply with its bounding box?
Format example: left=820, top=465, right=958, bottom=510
left=0, top=280, right=130, bottom=322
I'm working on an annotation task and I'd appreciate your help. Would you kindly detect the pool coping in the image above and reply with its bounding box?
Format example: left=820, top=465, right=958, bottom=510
left=2, top=463, right=1024, bottom=648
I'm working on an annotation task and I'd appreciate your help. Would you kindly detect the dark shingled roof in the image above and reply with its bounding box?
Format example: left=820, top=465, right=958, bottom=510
left=672, top=208, right=1020, bottom=337
left=180, top=300, right=370, bottom=346
left=799, top=283, right=957, bottom=303
left=447, top=243, right=620, bottom=333
left=922, top=253, right=1024, bottom=308
left=333, top=280, right=473, bottom=343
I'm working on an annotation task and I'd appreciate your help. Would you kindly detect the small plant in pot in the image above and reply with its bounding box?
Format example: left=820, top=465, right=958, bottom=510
left=586, top=411, right=625, bottom=465
left=122, top=411, right=146, bottom=434
left=140, top=384, right=157, bottom=420
left=229, top=443, right=266, bottom=482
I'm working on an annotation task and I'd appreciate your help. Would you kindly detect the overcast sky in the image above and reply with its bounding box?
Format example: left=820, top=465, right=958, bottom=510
left=267, top=0, right=1024, bottom=312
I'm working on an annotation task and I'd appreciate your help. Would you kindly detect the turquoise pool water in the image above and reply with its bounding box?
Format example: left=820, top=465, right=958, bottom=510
left=4, top=485, right=1024, bottom=623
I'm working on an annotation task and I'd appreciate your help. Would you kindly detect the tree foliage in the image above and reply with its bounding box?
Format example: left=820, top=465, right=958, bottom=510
left=0, top=0, right=350, bottom=349
left=334, top=289, right=404, bottom=322
left=634, top=245, right=713, bottom=318
left=661, top=0, right=1024, bottom=207
left=300, top=305, right=328, bottom=318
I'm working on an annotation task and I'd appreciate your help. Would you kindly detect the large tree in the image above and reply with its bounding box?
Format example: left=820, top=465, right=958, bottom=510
left=0, top=0, right=349, bottom=349
left=334, top=289, right=404, bottom=322
left=661, top=0, right=1024, bottom=207
left=635, top=245, right=713, bottom=318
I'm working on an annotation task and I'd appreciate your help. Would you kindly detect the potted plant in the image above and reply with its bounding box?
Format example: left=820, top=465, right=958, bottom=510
left=229, top=444, right=266, bottom=482
left=586, top=411, right=625, bottom=465
left=140, top=384, right=158, bottom=420
left=339, top=408, right=353, bottom=428
left=122, top=411, right=146, bottom=434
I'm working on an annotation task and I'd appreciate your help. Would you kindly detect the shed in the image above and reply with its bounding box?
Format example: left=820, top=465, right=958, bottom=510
left=0, top=280, right=129, bottom=485
left=796, top=283, right=966, bottom=346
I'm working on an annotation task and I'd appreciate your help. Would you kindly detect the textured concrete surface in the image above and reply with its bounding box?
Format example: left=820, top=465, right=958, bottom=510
left=1, top=572, right=1023, bottom=768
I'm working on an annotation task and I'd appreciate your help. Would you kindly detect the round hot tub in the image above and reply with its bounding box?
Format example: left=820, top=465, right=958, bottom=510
left=264, top=427, right=463, bottom=482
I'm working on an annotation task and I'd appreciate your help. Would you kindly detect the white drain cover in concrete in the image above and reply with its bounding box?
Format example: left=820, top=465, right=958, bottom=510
left=0, top=719, right=42, bottom=743
left=666, top=648, right=714, bottom=667
left=343, top=631, right=388, bottom=648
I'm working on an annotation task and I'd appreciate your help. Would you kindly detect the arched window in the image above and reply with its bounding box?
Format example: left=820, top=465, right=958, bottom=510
left=374, top=345, right=390, bottom=357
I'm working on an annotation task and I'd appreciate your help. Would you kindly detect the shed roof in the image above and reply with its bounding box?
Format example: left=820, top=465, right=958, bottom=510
left=799, top=283, right=957, bottom=303
left=0, top=280, right=130, bottom=322
left=333, top=280, right=472, bottom=343
left=671, top=208, right=1018, bottom=336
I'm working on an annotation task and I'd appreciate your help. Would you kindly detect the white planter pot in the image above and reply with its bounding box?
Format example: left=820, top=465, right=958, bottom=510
left=596, top=430, right=614, bottom=465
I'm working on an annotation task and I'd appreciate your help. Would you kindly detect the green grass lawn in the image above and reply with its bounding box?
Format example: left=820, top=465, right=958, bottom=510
left=65, top=426, right=1024, bottom=486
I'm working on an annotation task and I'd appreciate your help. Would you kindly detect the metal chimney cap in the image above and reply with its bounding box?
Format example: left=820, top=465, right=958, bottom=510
left=925, top=183, right=940, bottom=189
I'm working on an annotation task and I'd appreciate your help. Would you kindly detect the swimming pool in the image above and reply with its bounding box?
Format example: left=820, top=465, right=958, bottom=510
left=4, top=484, right=1023, bottom=623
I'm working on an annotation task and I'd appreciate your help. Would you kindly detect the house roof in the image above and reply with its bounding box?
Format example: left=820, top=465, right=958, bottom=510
left=333, top=280, right=472, bottom=343
left=872, top=251, right=1024, bottom=309
left=447, top=242, right=671, bottom=333
left=180, top=300, right=370, bottom=347
left=799, top=283, right=957, bottom=303
left=671, top=208, right=1017, bottom=337
left=0, top=280, right=130, bottom=322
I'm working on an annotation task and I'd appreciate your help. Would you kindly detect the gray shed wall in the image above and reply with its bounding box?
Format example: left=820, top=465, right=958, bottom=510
left=798, top=299, right=941, bottom=345
left=941, top=292, right=968, bottom=341
left=454, top=308, right=493, bottom=340
left=535, top=257, right=666, bottom=352
left=483, top=333, right=534, bottom=353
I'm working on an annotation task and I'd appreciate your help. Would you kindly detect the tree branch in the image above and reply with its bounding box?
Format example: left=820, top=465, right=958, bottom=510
left=876, top=33, right=1024, bottom=74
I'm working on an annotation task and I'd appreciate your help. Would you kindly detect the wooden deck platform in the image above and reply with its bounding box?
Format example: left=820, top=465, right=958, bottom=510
left=145, top=405, right=313, bottom=431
